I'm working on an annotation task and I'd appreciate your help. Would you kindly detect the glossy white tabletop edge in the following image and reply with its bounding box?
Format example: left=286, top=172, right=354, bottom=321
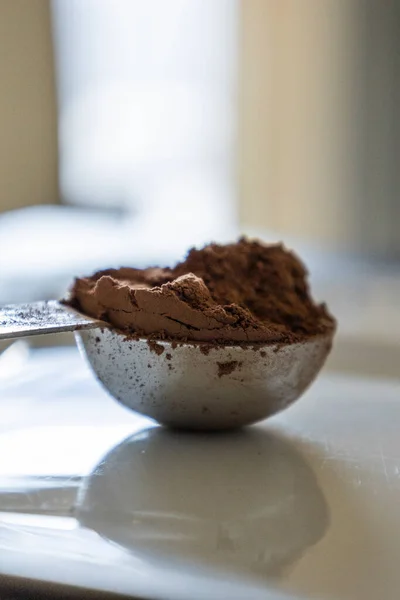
left=0, top=344, right=399, bottom=599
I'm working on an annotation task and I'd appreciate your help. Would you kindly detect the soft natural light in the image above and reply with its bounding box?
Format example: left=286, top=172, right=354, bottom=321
left=0, top=426, right=141, bottom=477
left=52, top=0, right=238, bottom=242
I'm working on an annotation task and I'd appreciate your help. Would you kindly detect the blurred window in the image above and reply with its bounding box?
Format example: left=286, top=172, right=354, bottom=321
left=52, top=0, right=238, bottom=238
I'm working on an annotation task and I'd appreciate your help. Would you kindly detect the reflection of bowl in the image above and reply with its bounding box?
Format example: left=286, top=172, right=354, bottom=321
left=76, top=328, right=333, bottom=430
left=76, top=428, right=328, bottom=580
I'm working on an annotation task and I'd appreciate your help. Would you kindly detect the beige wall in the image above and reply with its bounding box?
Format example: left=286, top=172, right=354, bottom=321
left=0, top=0, right=58, bottom=212
left=238, top=0, right=400, bottom=257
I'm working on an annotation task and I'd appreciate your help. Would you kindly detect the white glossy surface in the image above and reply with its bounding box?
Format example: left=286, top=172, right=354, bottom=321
left=0, top=344, right=400, bottom=598
left=77, top=327, right=332, bottom=429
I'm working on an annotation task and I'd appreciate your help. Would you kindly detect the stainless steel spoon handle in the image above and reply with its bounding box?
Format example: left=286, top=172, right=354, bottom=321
left=0, top=300, right=102, bottom=340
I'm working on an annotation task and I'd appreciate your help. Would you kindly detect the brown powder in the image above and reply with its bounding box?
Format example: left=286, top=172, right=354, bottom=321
left=217, top=360, right=242, bottom=377
left=66, top=237, right=336, bottom=345
left=147, top=340, right=164, bottom=355
left=199, top=344, right=212, bottom=356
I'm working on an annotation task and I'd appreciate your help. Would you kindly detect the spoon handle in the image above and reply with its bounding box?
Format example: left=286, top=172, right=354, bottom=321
left=0, top=300, right=102, bottom=340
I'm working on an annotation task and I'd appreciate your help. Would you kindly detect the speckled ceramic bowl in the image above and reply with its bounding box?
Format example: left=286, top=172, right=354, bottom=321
left=75, top=327, right=333, bottom=430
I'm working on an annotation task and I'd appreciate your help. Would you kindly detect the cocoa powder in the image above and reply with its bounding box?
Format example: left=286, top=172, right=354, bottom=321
left=66, top=237, right=335, bottom=345
left=217, top=360, right=243, bottom=378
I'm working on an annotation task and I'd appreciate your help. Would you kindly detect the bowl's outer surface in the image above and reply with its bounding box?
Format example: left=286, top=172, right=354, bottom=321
left=76, top=328, right=333, bottom=429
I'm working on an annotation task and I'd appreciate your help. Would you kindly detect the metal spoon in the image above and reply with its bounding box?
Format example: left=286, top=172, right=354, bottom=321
left=0, top=301, right=333, bottom=430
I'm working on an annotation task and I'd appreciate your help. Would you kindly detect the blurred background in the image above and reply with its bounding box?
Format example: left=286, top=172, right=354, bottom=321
left=0, top=0, right=399, bottom=377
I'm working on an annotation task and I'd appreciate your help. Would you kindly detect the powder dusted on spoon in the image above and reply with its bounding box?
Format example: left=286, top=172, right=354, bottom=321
left=66, top=238, right=336, bottom=345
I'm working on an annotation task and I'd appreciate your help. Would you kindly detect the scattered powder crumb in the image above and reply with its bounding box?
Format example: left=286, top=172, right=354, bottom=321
left=147, top=340, right=164, bottom=355
left=200, top=344, right=215, bottom=356
left=217, top=360, right=243, bottom=378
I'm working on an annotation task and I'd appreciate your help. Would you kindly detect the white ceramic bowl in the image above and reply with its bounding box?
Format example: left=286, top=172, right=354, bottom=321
left=76, top=327, right=333, bottom=430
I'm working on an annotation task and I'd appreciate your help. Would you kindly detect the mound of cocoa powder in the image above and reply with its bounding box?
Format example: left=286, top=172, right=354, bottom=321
left=66, top=238, right=335, bottom=345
